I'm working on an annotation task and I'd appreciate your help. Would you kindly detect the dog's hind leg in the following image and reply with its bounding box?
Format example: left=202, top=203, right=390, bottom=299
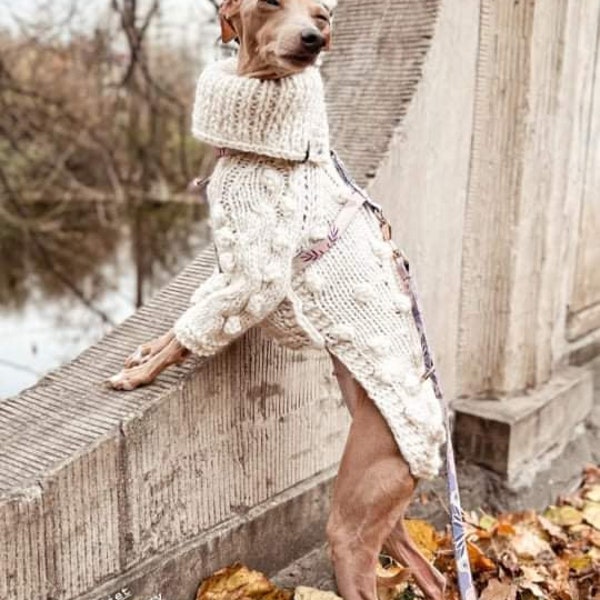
left=328, top=355, right=445, bottom=600
left=327, top=355, right=418, bottom=600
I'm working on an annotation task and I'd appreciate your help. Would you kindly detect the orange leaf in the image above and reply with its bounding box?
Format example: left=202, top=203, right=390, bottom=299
left=467, top=541, right=496, bottom=572
left=404, top=519, right=439, bottom=561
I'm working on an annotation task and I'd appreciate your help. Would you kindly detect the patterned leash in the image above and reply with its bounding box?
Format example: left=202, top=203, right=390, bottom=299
left=326, top=151, right=478, bottom=600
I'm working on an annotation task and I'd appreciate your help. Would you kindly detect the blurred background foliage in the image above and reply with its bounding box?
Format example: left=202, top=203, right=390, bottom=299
left=0, top=0, right=220, bottom=395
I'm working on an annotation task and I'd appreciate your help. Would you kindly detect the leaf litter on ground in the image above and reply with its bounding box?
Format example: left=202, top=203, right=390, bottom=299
left=196, top=466, right=600, bottom=600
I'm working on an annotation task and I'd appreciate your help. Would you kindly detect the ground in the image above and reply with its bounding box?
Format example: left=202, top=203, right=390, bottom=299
left=194, top=466, right=600, bottom=600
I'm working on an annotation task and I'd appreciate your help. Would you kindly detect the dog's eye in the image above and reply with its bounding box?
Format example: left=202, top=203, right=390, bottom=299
left=261, top=0, right=281, bottom=6
left=316, top=14, right=330, bottom=23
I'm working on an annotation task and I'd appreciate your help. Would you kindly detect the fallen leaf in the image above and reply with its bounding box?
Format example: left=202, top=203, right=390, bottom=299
left=404, top=519, right=439, bottom=561
left=519, top=566, right=546, bottom=583
left=518, top=580, right=546, bottom=598
left=197, top=564, right=291, bottom=600
left=294, top=588, right=341, bottom=600
left=544, top=505, right=584, bottom=527
left=538, top=515, right=568, bottom=544
left=467, top=541, right=496, bottom=572
left=510, top=527, right=554, bottom=559
left=568, top=554, right=593, bottom=573
left=495, top=521, right=516, bottom=537
left=582, top=501, right=600, bottom=530
left=584, top=485, right=600, bottom=502
left=375, top=561, right=411, bottom=588
left=480, top=579, right=516, bottom=600
left=480, top=514, right=498, bottom=532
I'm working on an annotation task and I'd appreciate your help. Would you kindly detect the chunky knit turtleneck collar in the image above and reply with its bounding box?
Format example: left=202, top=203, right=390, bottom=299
left=191, top=58, right=331, bottom=163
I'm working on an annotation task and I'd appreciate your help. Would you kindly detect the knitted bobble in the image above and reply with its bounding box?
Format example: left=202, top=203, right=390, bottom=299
left=246, top=294, right=265, bottom=318
left=403, top=372, right=423, bottom=396
left=214, top=226, right=235, bottom=249
left=309, top=224, right=329, bottom=242
left=262, top=264, right=282, bottom=284
left=304, top=269, right=325, bottom=293
left=335, top=193, right=349, bottom=205
left=329, top=324, right=355, bottom=343
left=280, top=194, right=296, bottom=216
left=374, top=365, right=394, bottom=385
left=353, top=283, right=377, bottom=304
left=261, top=169, right=284, bottom=195
left=374, top=242, right=394, bottom=260
left=210, top=205, right=226, bottom=228
left=223, top=316, right=243, bottom=336
left=272, top=232, right=291, bottom=253
left=395, top=294, right=413, bottom=314
left=219, top=252, right=236, bottom=273
left=366, top=335, right=391, bottom=357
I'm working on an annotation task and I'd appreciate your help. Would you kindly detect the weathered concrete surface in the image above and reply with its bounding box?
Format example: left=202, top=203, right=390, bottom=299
left=453, top=367, right=593, bottom=484
left=367, top=0, right=480, bottom=399
left=274, top=545, right=336, bottom=593
left=75, top=470, right=337, bottom=600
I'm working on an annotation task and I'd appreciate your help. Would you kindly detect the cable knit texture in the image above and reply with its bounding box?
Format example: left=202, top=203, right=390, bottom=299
left=173, top=58, right=446, bottom=480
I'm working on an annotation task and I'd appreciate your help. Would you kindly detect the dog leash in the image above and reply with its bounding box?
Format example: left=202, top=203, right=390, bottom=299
left=298, top=151, right=478, bottom=600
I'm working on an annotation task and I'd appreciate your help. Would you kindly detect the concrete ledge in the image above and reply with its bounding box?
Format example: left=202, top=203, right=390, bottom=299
left=453, top=366, right=593, bottom=485
left=76, top=469, right=336, bottom=600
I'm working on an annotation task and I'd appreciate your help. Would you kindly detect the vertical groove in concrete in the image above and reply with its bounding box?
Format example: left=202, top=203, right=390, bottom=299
left=457, top=0, right=585, bottom=397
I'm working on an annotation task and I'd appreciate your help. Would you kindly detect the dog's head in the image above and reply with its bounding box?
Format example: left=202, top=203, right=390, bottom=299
left=219, top=0, right=336, bottom=79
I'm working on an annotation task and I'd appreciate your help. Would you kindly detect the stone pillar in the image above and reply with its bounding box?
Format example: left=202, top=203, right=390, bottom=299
left=454, top=0, right=599, bottom=486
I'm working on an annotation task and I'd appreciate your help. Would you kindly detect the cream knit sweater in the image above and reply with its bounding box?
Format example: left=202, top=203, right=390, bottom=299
left=173, top=58, right=445, bottom=480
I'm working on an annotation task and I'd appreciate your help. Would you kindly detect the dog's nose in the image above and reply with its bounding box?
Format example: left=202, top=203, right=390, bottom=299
left=301, top=29, right=326, bottom=53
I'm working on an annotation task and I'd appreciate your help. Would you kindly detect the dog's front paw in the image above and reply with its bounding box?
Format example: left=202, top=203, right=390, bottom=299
left=106, top=369, right=145, bottom=391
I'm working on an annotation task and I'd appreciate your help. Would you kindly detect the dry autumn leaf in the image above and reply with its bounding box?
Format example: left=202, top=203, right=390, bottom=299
left=585, top=485, right=600, bottom=503
left=467, top=541, right=496, bottom=572
left=375, top=561, right=411, bottom=588
left=510, top=527, right=554, bottom=559
left=197, top=564, right=292, bottom=600
left=404, top=519, right=440, bottom=561
left=480, top=579, right=516, bottom=600
left=294, top=588, right=341, bottom=600
left=537, top=515, right=568, bottom=544
left=544, top=505, right=584, bottom=527
left=582, top=501, right=600, bottom=530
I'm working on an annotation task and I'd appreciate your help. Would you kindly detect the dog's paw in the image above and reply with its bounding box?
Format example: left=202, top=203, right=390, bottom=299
left=106, top=371, right=138, bottom=391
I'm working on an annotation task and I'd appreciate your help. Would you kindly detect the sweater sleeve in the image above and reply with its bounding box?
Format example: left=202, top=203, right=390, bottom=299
left=173, top=163, right=300, bottom=357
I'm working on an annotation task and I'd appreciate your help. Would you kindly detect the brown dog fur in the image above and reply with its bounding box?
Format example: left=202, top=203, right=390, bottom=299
left=109, top=3, right=445, bottom=598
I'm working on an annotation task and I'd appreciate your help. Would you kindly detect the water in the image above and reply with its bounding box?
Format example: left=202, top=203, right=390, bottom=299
left=0, top=199, right=209, bottom=398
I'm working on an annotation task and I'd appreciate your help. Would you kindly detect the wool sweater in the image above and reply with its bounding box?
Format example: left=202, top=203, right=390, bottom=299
left=173, top=57, right=445, bottom=480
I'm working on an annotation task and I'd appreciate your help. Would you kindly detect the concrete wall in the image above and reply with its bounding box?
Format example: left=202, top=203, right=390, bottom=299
left=1, top=1, right=600, bottom=599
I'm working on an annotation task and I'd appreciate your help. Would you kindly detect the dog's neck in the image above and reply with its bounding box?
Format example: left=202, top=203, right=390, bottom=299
left=191, top=58, right=331, bottom=163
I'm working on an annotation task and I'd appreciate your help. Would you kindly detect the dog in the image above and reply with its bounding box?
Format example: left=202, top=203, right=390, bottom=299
left=109, top=2, right=446, bottom=598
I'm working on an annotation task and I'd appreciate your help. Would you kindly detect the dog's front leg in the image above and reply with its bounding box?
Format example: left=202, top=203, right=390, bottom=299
left=124, top=330, right=176, bottom=368
left=108, top=332, right=189, bottom=391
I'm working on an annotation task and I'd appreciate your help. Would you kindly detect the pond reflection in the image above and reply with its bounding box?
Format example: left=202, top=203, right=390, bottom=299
left=0, top=198, right=209, bottom=398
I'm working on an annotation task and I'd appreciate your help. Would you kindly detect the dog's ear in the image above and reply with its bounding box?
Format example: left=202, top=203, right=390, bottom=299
left=219, top=0, right=241, bottom=44
left=323, top=23, right=333, bottom=51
